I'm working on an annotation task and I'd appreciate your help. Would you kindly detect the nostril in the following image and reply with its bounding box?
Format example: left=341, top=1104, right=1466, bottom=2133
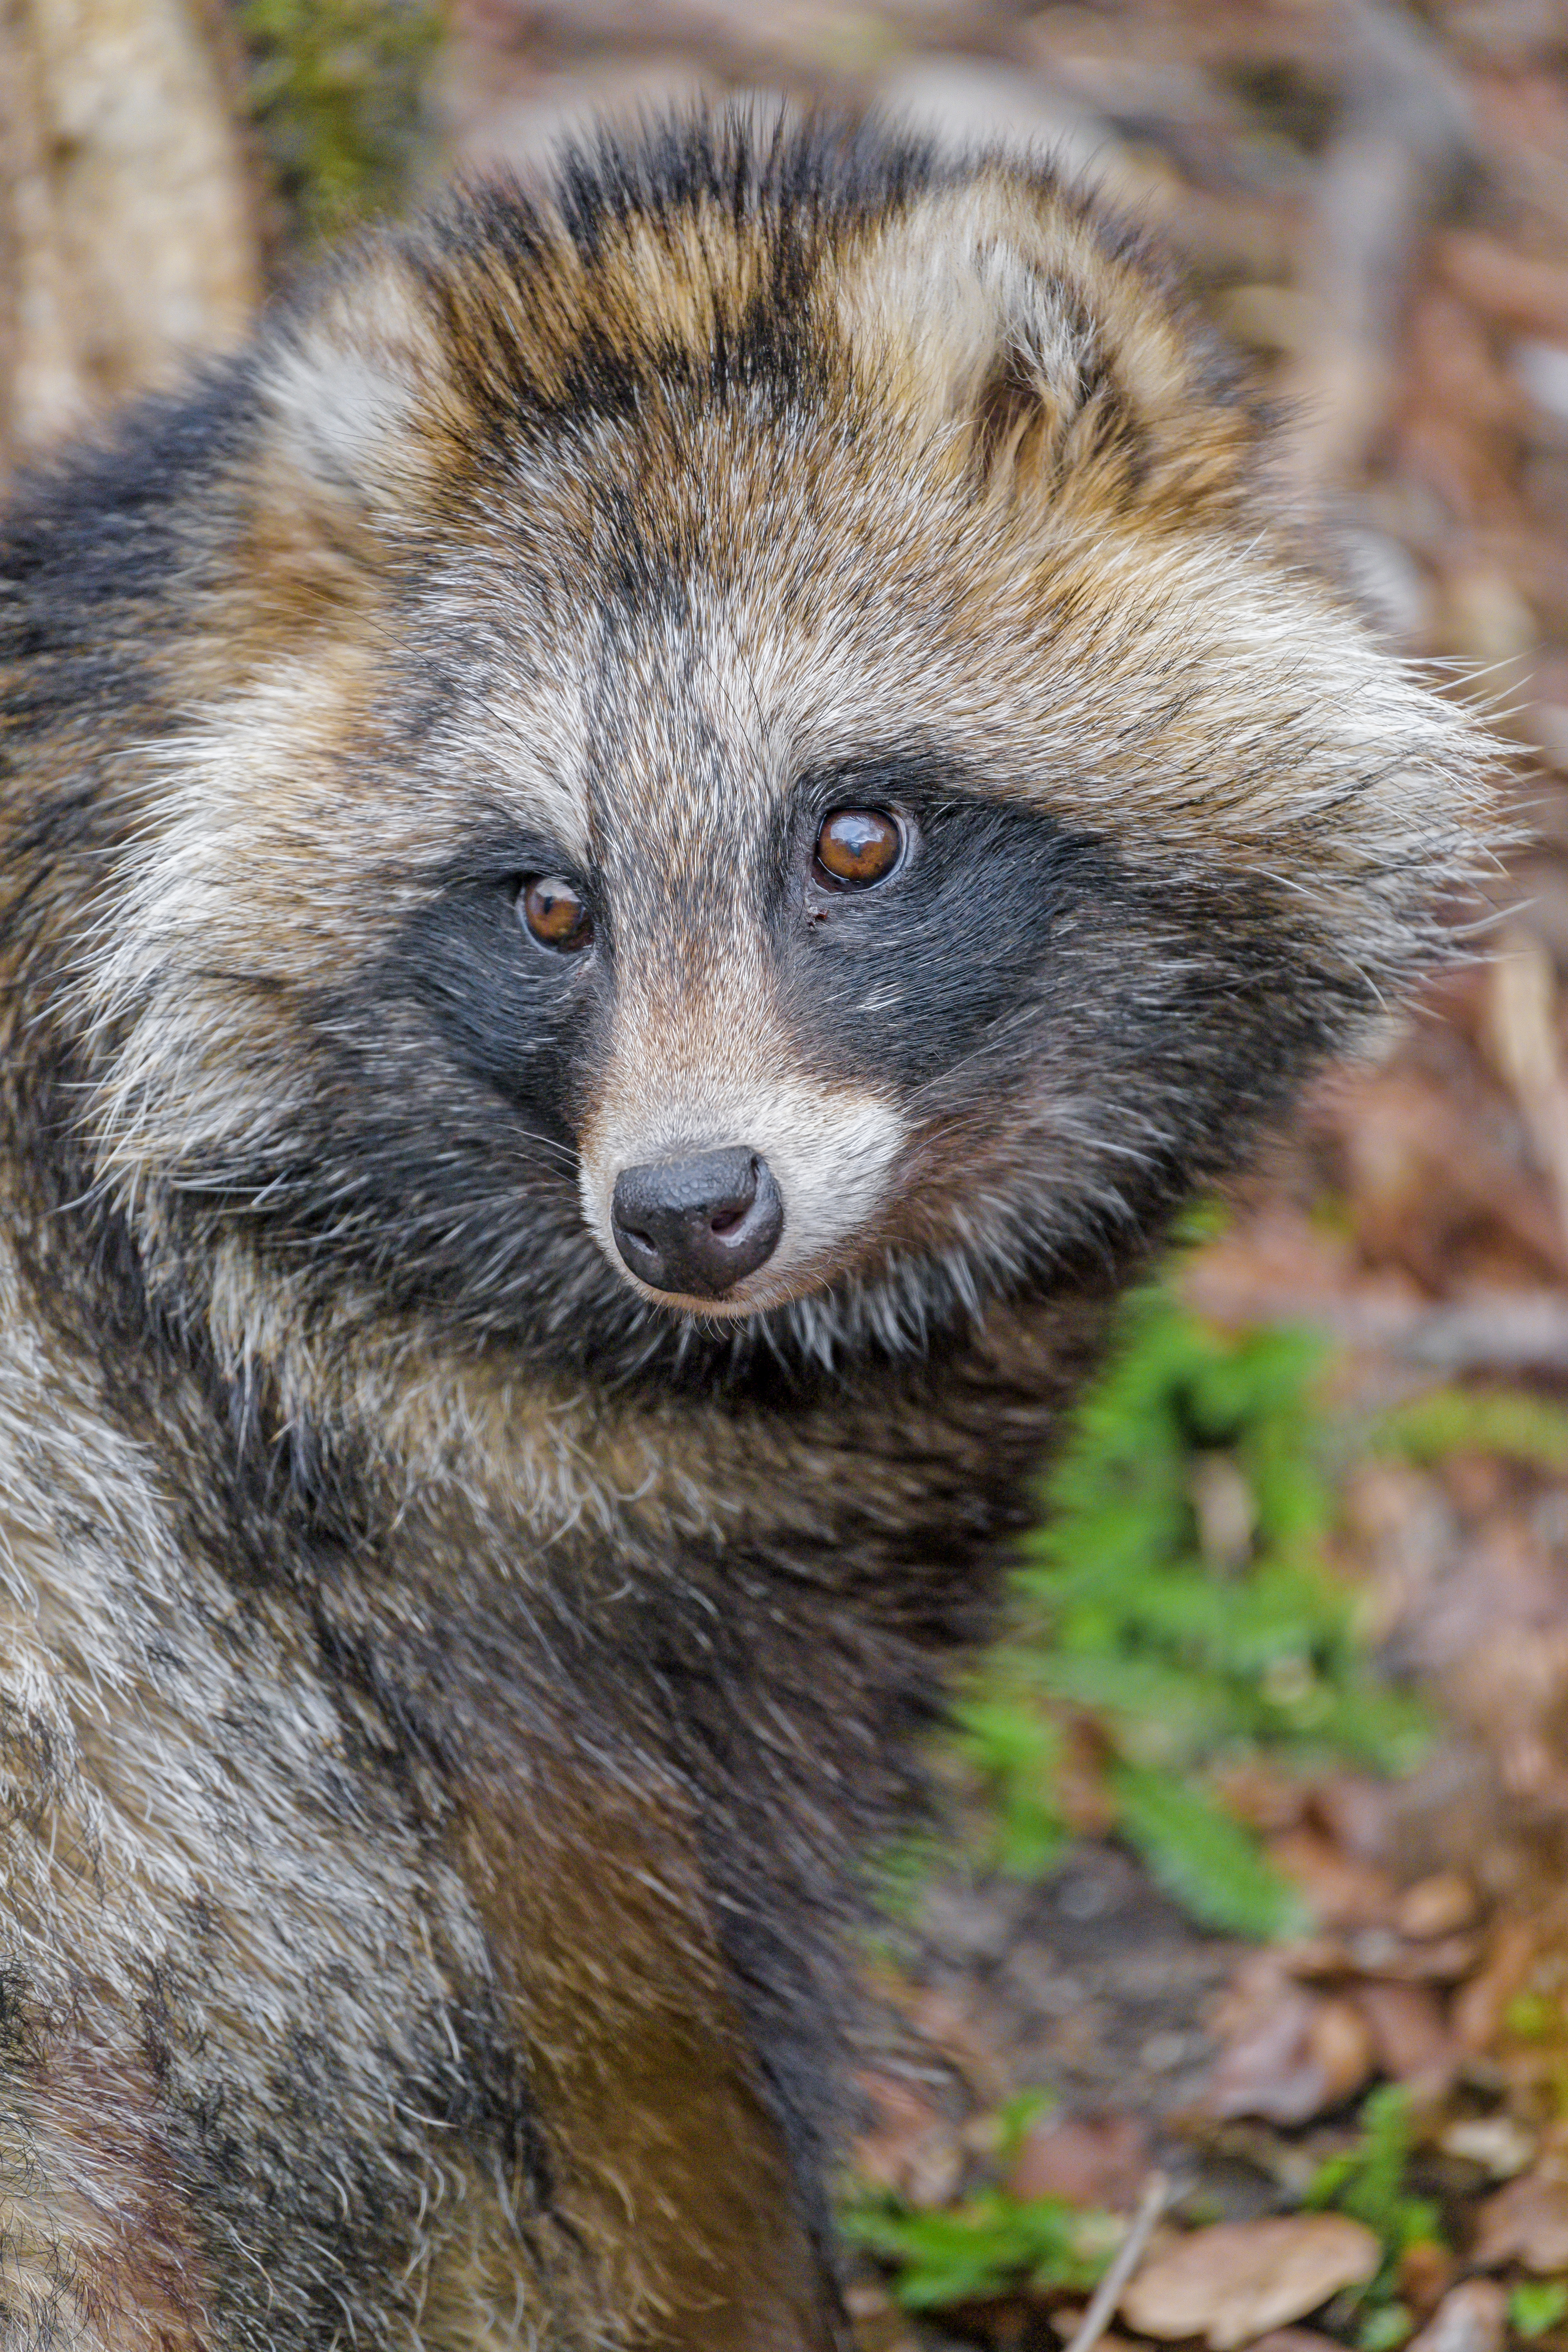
left=610, top=1147, right=783, bottom=1299
left=704, top=1157, right=760, bottom=1235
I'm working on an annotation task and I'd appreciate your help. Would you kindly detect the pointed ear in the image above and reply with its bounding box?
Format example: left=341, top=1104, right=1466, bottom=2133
left=264, top=243, right=456, bottom=502
left=828, top=172, right=1258, bottom=516
left=240, top=244, right=458, bottom=617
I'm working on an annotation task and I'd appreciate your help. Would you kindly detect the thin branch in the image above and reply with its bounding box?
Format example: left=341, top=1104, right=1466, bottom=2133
left=1061, top=2170, right=1172, bottom=2352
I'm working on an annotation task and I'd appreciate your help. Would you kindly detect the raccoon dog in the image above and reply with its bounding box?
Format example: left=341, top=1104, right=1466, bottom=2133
left=0, top=108, right=1490, bottom=2352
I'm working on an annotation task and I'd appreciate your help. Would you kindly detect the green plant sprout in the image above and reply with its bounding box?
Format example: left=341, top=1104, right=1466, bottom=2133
left=991, top=2088, right=1056, bottom=2169
left=1306, top=2086, right=1445, bottom=2350
left=841, top=2189, right=1119, bottom=2312
left=1511, top=2280, right=1568, bottom=2340
left=957, top=1281, right=1428, bottom=1935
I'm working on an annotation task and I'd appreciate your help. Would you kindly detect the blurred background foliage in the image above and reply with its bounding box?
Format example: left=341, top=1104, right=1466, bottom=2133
left=238, top=0, right=441, bottom=240
left=956, top=1280, right=1429, bottom=1938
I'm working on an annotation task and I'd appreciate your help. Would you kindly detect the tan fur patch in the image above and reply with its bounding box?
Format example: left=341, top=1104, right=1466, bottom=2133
left=452, top=1772, right=837, bottom=2352
left=0, top=2045, right=210, bottom=2352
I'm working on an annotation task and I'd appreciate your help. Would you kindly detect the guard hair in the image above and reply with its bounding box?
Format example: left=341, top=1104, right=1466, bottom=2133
left=0, top=106, right=1497, bottom=2352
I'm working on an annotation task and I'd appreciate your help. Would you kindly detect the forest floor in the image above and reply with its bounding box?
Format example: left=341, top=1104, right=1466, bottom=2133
left=844, top=1002, right=1568, bottom=2352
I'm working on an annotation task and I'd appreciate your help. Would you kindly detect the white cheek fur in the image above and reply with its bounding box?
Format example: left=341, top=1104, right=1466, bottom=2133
left=579, top=1076, right=908, bottom=1315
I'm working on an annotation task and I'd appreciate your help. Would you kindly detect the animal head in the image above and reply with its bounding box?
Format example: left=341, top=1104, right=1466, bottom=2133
left=57, top=112, right=1492, bottom=1385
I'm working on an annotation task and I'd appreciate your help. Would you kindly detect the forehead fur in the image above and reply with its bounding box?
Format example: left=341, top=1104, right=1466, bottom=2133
left=276, top=116, right=1254, bottom=534
left=234, top=113, right=1483, bottom=912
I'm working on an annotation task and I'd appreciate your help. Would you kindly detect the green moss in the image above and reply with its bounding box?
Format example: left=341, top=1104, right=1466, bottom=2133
left=1372, top=1383, right=1568, bottom=1473
left=240, top=0, right=443, bottom=241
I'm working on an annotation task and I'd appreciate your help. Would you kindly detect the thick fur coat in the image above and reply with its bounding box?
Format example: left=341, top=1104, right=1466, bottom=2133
left=0, top=112, right=1492, bottom=2351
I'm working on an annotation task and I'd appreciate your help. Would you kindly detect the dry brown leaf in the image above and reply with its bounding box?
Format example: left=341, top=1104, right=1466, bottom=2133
left=1436, top=229, right=1568, bottom=339
left=1310, top=1999, right=1380, bottom=2107
left=895, top=1984, right=1006, bottom=2106
left=1405, top=2281, right=1508, bottom=2352
left=1268, top=1828, right=1394, bottom=1928
left=1473, top=2157, right=1568, bottom=2272
left=1394, top=1875, right=1478, bottom=1941
left=1208, top=1982, right=1373, bottom=2125
left=1182, top=1213, right=1362, bottom=1328
left=1276, top=1938, right=1360, bottom=1981
left=1453, top=1920, right=1540, bottom=2053
left=1350, top=1982, right=1457, bottom=2085
left=1351, top=1930, right=1482, bottom=1986
left=1211, top=1762, right=1311, bottom=1838
left=1311, top=1777, right=1400, bottom=1867
left=1119, top=2216, right=1380, bottom=2350
left=851, top=2072, right=961, bottom=2209
left=1006, top=2113, right=1150, bottom=2212
left=1398, top=2239, right=1457, bottom=2319
left=1440, top=2115, right=1536, bottom=2178
left=1334, top=1070, right=1568, bottom=1292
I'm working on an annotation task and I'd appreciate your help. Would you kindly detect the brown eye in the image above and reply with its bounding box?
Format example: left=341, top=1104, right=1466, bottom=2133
left=813, top=807, right=904, bottom=890
left=520, top=874, right=593, bottom=953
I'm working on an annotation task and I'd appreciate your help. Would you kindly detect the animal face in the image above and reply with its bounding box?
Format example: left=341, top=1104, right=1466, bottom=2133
left=72, top=120, right=1492, bottom=1384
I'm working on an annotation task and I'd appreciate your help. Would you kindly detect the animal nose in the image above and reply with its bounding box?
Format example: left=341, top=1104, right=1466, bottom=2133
left=611, top=1148, right=784, bottom=1299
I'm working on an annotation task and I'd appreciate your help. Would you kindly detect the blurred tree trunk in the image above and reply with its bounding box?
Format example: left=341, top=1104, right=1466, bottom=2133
left=0, top=0, right=259, bottom=469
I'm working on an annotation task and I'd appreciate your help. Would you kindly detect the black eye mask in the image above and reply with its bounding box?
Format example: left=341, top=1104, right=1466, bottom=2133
left=776, top=773, right=1118, bottom=1096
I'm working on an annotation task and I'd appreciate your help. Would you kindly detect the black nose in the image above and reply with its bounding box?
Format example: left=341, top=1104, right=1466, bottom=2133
left=611, top=1148, right=784, bottom=1299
